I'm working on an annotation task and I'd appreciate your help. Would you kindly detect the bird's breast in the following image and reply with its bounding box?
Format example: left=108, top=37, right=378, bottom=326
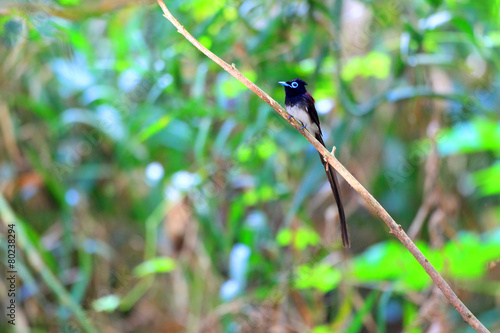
left=286, top=104, right=319, bottom=134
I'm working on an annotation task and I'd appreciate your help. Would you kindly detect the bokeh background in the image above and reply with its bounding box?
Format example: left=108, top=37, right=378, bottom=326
left=1, top=0, right=500, bottom=332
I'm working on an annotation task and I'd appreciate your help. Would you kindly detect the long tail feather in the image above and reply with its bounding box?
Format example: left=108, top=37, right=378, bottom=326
left=315, top=134, right=350, bottom=248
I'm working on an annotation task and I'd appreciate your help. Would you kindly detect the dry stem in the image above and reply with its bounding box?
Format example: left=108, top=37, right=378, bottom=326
left=156, top=2, right=489, bottom=332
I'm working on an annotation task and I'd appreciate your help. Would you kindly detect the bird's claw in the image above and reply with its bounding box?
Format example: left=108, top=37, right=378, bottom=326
left=286, top=114, right=305, bottom=130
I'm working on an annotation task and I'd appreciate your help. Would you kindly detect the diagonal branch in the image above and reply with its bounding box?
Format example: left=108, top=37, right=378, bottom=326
left=155, top=2, right=489, bottom=332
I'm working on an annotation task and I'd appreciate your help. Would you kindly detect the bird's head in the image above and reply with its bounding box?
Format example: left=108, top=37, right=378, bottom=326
left=279, top=78, right=308, bottom=97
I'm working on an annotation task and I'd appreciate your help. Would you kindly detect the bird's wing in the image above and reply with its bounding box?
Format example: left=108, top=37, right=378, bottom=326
left=304, top=92, right=321, bottom=135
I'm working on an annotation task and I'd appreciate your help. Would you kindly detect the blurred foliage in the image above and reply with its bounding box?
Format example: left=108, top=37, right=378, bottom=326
left=0, top=0, right=500, bottom=332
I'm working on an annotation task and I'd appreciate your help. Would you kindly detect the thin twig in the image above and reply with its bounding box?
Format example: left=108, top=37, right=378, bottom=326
left=156, top=2, right=489, bottom=332
left=408, top=190, right=437, bottom=239
left=408, top=116, right=441, bottom=239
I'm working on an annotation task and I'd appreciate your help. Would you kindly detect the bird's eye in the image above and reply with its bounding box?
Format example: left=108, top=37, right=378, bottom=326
left=291, top=82, right=299, bottom=88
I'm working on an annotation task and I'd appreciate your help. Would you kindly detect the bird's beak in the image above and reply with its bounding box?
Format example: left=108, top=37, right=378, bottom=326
left=278, top=81, right=291, bottom=87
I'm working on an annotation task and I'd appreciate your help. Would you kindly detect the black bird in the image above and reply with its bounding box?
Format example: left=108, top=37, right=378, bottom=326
left=279, top=78, right=349, bottom=248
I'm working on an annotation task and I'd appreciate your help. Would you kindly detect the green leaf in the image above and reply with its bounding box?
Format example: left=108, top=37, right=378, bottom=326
left=403, top=301, right=421, bottom=333
left=181, top=0, right=229, bottom=21
left=256, top=138, right=277, bottom=159
left=92, top=295, right=120, bottom=313
left=294, top=227, right=320, bottom=250
left=350, top=234, right=500, bottom=289
left=437, top=119, right=500, bottom=156
left=294, top=263, right=341, bottom=292
left=133, top=257, right=176, bottom=277
left=351, top=241, right=434, bottom=290
left=342, top=52, right=392, bottom=81
left=474, top=162, right=500, bottom=196
left=58, top=0, right=81, bottom=6
left=346, top=290, right=378, bottom=333
left=312, top=326, right=332, bottom=333
left=138, top=115, right=172, bottom=142
left=276, top=228, right=292, bottom=246
left=242, top=189, right=259, bottom=205
left=236, top=144, right=252, bottom=162
left=444, top=233, right=500, bottom=279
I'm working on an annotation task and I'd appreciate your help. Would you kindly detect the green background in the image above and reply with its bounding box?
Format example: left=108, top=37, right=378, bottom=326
left=0, top=0, right=499, bottom=332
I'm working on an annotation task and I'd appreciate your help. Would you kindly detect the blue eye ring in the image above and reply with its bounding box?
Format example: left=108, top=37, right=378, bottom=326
left=291, top=82, right=299, bottom=88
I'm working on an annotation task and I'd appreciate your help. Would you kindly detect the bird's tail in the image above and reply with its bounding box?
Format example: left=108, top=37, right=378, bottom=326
left=315, top=134, right=350, bottom=248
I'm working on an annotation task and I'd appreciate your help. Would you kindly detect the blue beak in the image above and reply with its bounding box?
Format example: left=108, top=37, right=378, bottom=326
left=278, top=81, right=291, bottom=87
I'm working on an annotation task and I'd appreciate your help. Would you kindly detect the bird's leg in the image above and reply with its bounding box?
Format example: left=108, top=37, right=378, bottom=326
left=288, top=114, right=306, bottom=130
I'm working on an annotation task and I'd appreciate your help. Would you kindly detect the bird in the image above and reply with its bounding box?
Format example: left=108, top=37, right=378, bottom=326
left=279, top=78, right=349, bottom=248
